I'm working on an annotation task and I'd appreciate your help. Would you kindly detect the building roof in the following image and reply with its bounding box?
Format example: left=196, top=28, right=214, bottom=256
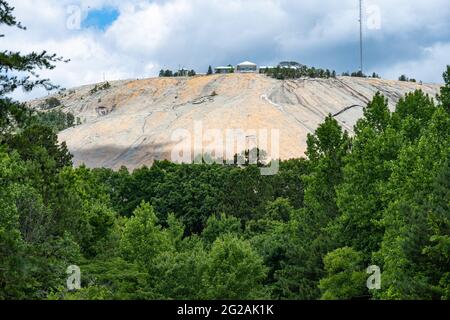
left=215, top=66, right=234, bottom=69
left=237, top=61, right=257, bottom=66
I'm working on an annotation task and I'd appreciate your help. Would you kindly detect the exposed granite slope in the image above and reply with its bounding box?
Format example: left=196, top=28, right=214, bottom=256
left=28, top=74, right=441, bottom=170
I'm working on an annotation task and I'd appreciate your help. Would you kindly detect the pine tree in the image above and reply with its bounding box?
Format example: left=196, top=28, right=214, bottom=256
left=437, top=65, right=450, bottom=112
left=0, top=0, right=67, bottom=137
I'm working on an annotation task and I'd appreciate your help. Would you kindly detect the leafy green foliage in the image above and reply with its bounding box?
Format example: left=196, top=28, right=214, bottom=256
left=437, top=65, right=450, bottom=112
left=202, top=213, right=242, bottom=245
left=120, top=202, right=173, bottom=268
left=158, top=69, right=197, bottom=77
left=2, top=81, right=448, bottom=300
left=90, top=82, right=111, bottom=94
left=201, top=234, right=268, bottom=299
left=40, top=97, right=61, bottom=110
left=319, top=247, right=367, bottom=299
left=263, top=64, right=336, bottom=80
left=31, top=109, right=75, bottom=132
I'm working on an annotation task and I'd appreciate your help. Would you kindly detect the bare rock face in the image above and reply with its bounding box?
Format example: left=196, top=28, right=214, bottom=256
left=28, top=74, right=441, bottom=170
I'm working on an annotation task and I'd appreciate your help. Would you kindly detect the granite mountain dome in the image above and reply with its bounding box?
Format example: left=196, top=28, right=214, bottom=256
left=29, top=73, right=441, bottom=170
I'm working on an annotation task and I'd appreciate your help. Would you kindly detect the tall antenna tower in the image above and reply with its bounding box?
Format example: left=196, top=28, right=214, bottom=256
left=359, top=0, right=364, bottom=74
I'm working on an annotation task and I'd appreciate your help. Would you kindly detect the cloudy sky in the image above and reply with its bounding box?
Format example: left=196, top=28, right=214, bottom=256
left=3, top=0, right=450, bottom=101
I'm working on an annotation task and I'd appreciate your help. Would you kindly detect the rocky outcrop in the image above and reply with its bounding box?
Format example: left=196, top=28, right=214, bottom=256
left=28, top=74, right=442, bottom=170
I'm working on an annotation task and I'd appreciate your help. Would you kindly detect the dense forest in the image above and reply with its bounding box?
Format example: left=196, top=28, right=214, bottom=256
left=1, top=1, right=449, bottom=300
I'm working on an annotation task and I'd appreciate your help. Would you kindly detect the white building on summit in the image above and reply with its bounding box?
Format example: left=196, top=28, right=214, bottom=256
left=236, top=61, right=257, bottom=73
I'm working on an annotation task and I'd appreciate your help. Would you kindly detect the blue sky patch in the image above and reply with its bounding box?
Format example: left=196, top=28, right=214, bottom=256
left=82, top=7, right=120, bottom=30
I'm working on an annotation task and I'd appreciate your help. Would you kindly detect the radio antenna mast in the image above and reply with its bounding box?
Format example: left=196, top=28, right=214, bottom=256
left=359, top=0, right=364, bottom=74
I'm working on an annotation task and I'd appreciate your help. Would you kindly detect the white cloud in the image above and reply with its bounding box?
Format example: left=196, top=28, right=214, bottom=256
left=379, top=42, right=450, bottom=83
left=3, top=0, right=449, bottom=101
